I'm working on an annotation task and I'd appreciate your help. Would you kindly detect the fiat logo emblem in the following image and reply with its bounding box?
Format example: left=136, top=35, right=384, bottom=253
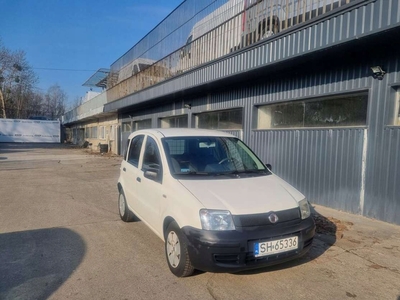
left=268, top=213, right=279, bottom=224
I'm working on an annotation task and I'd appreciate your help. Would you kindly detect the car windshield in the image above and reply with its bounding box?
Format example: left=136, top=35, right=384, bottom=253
left=162, top=136, right=269, bottom=177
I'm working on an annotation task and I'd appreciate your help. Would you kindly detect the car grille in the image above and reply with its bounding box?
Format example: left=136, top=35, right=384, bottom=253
left=232, top=207, right=300, bottom=227
left=214, top=254, right=241, bottom=264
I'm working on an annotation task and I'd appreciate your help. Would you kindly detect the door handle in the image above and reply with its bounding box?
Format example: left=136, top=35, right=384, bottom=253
left=136, top=177, right=141, bottom=182
left=123, top=167, right=126, bottom=172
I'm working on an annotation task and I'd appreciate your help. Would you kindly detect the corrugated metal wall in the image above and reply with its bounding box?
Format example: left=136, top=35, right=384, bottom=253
left=251, top=129, right=365, bottom=213
left=363, top=56, right=400, bottom=224
left=189, top=63, right=372, bottom=216
left=366, top=126, right=400, bottom=224
left=114, top=0, right=400, bottom=224
left=120, top=50, right=400, bottom=224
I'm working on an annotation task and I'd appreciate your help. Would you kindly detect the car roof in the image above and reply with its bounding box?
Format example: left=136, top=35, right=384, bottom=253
left=128, top=128, right=235, bottom=139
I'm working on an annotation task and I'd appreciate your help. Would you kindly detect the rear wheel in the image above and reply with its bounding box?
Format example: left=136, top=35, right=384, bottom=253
left=118, top=191, right=135, bottom=222
left=165, top=221, right=194, bottom=277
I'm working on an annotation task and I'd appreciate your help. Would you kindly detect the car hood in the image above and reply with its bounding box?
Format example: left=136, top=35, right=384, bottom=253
left=178, top=174, right=304, bottom=215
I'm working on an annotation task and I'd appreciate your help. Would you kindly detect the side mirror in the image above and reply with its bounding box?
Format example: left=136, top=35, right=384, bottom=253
left=266, top=163, right=272, bottom=171
left=144, top=170, right=159, bottom=181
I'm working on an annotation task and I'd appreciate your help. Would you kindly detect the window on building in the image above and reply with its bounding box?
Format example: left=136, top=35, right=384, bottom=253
left=110, top=125, right=116, bottom=140
left=99, top=126, right=105, bottom=139
left=160, top=115, right=188, bottom=128
left=73, top=128, right=77, bottom=139
left=258, top=92, right=368, bottom=129
left=122, top=122, right=132, bottom=132
left=91, top=126, right=98, bottom=138
left=197, top=108, right=243, bottom=130
left=84, top=126, right=99, bottom=139
left=135, top=119, right=152, bottom=130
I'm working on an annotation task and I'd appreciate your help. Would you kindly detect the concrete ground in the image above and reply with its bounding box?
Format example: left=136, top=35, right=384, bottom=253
left=0, top=143, right=399, bottom=300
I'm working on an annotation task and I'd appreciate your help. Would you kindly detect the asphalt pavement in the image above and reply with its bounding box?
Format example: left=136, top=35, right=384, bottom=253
left=0, top=143, right=399, bottom=300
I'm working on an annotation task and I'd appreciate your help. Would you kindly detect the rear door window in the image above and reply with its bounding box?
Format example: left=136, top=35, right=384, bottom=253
left=127, top=135, right=144, bottom=167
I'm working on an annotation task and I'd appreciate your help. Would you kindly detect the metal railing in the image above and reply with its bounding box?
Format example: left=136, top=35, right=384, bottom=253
left=62, top=92, right=108, bottom=124
left=107, top=0, right=355, bottom=102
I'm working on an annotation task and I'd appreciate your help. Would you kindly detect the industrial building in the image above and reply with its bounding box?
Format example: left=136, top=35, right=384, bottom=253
left=62, top=0, right=400, bottom=224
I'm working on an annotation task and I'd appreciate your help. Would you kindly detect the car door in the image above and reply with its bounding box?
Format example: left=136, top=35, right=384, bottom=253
left=121, top=134, right=145, bottom=217
left=136, top=135, right=165, bottom=235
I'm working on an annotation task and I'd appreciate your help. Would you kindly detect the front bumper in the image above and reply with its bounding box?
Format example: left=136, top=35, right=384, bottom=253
left=182, top=217, right=315, bottom=273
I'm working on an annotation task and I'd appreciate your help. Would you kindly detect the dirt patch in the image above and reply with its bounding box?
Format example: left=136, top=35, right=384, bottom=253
left=369, top=264, right=384, bottom=270
left=346, top=291, right=357, bottom=298
left=82, top=148, right=120, bottom=158
left=313, top=213, right=353, bottom=239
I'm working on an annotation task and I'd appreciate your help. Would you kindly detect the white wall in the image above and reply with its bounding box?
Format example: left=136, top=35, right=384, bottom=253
left=0, top=119, right=60, bottom=143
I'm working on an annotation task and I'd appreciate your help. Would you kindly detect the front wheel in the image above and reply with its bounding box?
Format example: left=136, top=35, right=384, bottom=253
left=165, top=221, right=194, bottom=277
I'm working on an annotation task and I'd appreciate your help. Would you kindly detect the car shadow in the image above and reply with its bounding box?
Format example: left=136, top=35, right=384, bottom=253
left=0, top=143, right=76, bottom=154
left=0, top=228, right=86, bottom=300
left=232, top=205, right=338, bottom=276
left=131, top=215, right=141, bottom=222
left=0, top=148, right=31, bottom=154
left=0, top=143, right=34, bottom=153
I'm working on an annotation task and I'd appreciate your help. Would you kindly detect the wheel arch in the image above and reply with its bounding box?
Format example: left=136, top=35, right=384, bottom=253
left=163, top=216, right=176, bottom=239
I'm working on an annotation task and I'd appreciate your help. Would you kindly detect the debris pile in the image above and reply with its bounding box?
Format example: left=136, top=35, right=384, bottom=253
left=313, top=213, right=353, bottom=239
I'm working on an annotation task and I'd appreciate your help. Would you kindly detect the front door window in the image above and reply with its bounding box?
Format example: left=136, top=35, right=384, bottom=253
left=142, top=136, right=162, bottom=183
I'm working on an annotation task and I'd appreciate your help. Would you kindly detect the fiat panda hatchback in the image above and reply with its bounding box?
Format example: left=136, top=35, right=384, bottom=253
left=118, top=128, right=315, bottom=277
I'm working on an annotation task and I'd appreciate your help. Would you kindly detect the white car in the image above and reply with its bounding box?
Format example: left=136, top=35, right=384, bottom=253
left=118, top=128, right=315, bottom=277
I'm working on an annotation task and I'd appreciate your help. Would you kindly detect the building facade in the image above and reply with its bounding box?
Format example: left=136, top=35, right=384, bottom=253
left=63, top=0, right=400, bottom=224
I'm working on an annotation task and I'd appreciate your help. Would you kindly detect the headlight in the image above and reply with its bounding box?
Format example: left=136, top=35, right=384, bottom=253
left=299, top=198, right=311, bottom=219
left=199, top=209, right=235, bottom=231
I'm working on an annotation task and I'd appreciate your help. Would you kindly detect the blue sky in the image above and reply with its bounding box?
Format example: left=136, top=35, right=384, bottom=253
left=0, top=0, right=183, bottom=106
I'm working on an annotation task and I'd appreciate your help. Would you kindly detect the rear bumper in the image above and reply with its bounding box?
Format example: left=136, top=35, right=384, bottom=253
left=181, top=217, right=315, bottom=273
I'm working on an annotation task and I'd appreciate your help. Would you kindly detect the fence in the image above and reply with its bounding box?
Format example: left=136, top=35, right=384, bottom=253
left=106, top=0, right=356, bottom=102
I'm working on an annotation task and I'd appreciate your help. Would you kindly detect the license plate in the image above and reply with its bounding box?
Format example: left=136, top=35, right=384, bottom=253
left=254, top=236, right=298, bottom=257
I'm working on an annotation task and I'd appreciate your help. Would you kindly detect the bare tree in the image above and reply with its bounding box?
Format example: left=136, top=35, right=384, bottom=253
left=44, top=84, right=67, bottom=119
left=68, top=95, right=83, bottom=111
left=0, top=39, right=38, bottom=119
left=1, top=39, right=69, bottom=120
left=26, top=91, right=45, bottom=118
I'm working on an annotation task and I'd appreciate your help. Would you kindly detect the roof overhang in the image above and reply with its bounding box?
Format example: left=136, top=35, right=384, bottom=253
left=83, top=68, right=110, bottom=89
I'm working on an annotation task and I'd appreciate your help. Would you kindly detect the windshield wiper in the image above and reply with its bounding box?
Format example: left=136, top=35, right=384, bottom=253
left=228, top=169, right=269, bottom=175
left=177, top=171, right=209, bottom=175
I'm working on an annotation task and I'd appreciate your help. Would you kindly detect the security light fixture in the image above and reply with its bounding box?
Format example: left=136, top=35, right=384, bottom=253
left=370, top=66, right=385, bottom=80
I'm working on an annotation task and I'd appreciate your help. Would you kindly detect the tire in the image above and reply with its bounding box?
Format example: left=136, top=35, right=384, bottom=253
left=165, top=221, right=194, bottom=277
left=118, top=190, right=135, bottom=222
